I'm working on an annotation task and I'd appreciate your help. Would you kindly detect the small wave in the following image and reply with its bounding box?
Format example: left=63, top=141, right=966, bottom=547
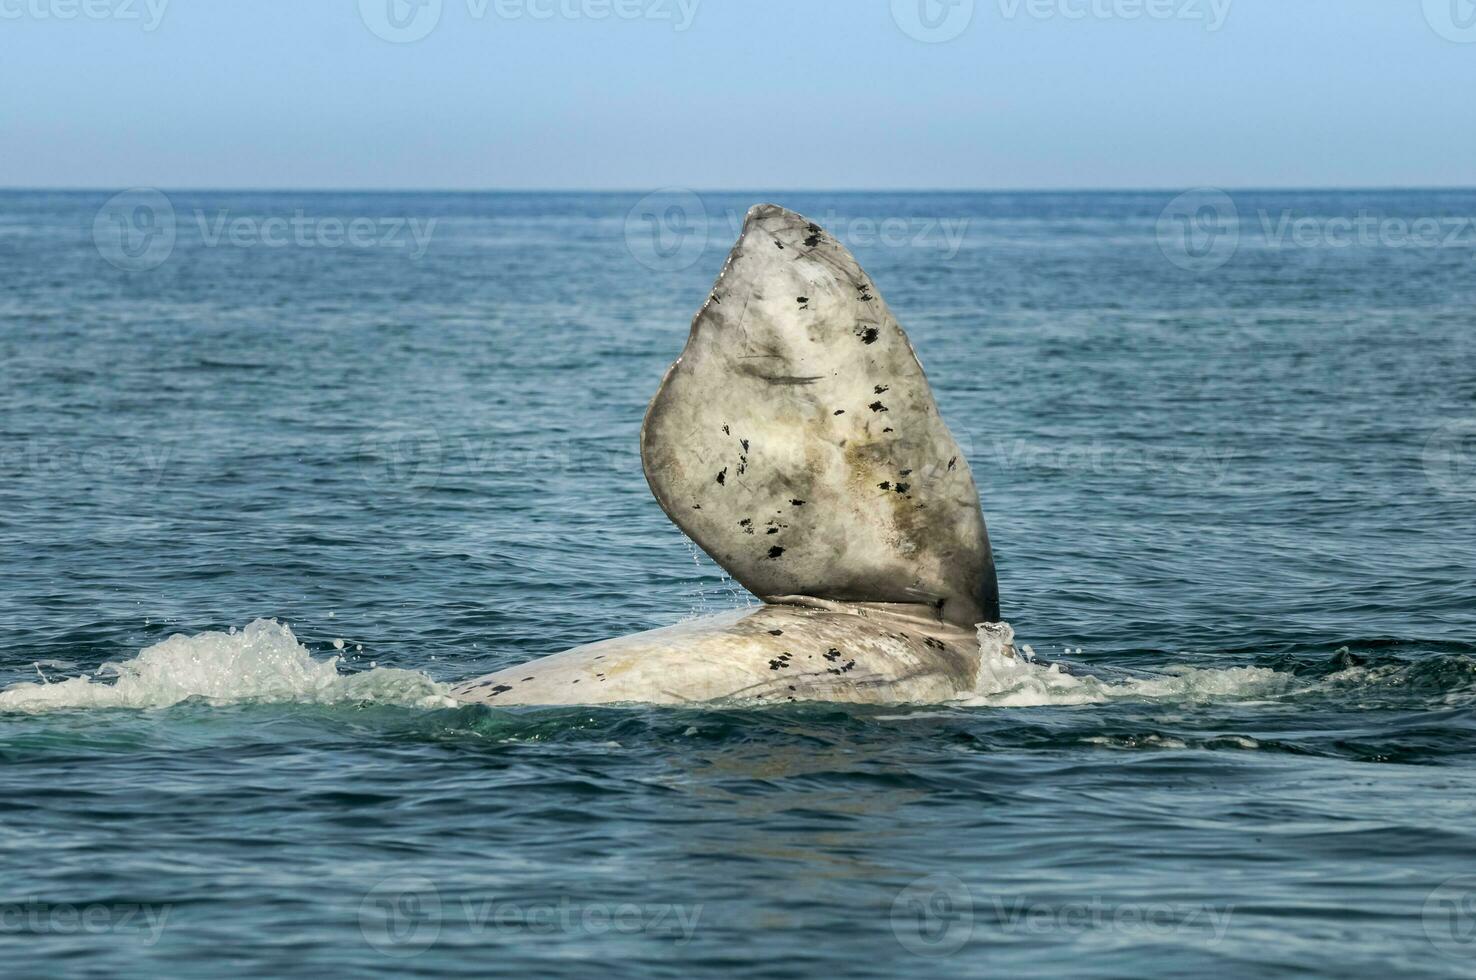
left=0, top=619, right=455, bottom=713
left=949, top=623, right=1299, bottom=707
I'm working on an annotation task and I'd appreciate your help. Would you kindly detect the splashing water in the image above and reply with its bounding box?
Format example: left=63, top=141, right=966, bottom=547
left=2, top=615, right=1303, bottom=715
left=0, top=619, right=455, bottom=713
left=950, top=622, right=1299, bottom=707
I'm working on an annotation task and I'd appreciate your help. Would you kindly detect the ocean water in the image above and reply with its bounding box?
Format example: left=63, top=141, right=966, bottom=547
left=1, top=188, right=1474, bottom=978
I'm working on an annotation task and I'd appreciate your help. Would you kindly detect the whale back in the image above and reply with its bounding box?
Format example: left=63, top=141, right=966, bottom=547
left=640, top=205, right=998, bottom=628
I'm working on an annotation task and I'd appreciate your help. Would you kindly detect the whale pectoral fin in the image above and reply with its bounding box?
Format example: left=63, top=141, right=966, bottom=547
left=640, top=204, right=998, bottom=628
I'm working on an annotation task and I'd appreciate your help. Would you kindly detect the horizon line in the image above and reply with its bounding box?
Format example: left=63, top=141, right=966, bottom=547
left=4, top=184, right=1476, bottom=195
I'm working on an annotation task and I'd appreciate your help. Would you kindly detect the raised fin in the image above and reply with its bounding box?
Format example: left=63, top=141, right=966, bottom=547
left=640, top=204, right=999, bottom=628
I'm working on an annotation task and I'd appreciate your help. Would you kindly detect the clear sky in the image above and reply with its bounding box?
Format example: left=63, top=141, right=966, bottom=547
left=1, top=0, right=1472, bottom=189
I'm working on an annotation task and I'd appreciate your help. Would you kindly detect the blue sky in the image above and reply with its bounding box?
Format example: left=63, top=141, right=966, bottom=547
left=1, top=0, right=1472, bottom=189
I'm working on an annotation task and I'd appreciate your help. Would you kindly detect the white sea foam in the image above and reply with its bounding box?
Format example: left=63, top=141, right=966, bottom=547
left=0, top=619, right=455, bottom=713
left=949, top=622, right=1298, bottom=707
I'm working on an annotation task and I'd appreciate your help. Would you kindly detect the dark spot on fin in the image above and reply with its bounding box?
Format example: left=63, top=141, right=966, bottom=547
left=716, top=468, right=727, bottom=485
left=869, top=401, right=888, bottom=413
left=766, top=546, right=785, bottom=559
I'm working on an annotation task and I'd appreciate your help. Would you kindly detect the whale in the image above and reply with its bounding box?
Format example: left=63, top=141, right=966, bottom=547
left=451, top=204, right=1005, bottom=707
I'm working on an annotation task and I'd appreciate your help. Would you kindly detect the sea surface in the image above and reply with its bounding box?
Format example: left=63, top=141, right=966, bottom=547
left=1, top=189, right=1474, bottom=978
